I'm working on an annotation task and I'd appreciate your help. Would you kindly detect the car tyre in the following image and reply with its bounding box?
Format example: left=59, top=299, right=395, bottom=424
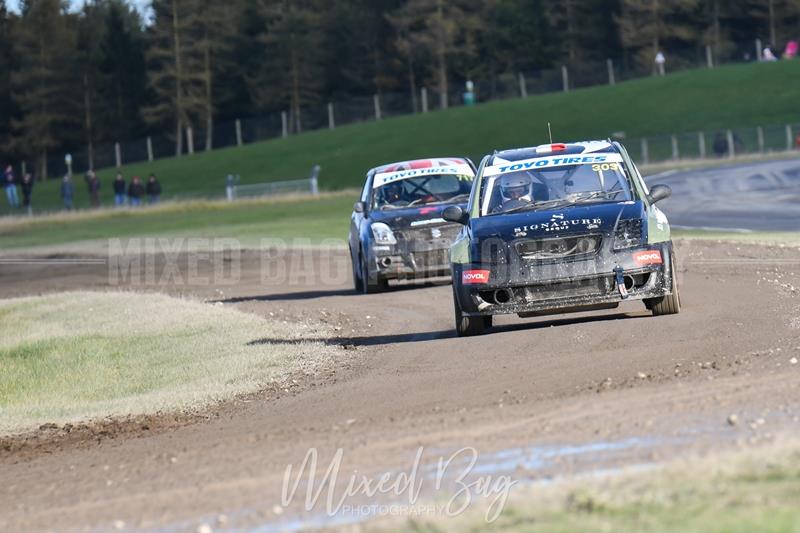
left=647, top=253, right=681, bottom=316
left=360, top=249, right=387, bottom=294
left=350, top=246, right=361, bottom=291
left=453, top=285, right=489, bottom=336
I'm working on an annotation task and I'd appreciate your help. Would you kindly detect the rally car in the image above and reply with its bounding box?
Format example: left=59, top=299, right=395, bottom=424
left=349, top=157, right=476, bottom=293
left=443, top=141, right=679, bottom=336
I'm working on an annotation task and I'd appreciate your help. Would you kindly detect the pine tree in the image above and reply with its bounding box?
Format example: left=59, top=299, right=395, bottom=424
left=99, top=0, right=147, bottom=142
left=0, top=0, right=13, bottom=158
left=616, top=0, right=701, bottom=73
left=9, top=0, right=80, bottom=178
left=142, top=0, right=204, bottom=156
left=254, top=0, right=325, bottom=133
left=387, top=0, right=480, bottom=110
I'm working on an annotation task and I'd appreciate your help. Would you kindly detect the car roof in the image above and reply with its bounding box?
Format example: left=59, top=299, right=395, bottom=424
left=372, top=157, right=471, bottom=174
left=490, top=141, right=618, bottom=165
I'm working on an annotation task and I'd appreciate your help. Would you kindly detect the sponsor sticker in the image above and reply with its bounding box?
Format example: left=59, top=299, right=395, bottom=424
left=462, top=270, right=490, bottom=284
left=633, top=250, right=663, bottom=265
left=373, top=164, right=475, bottom=187
left=483, top=153, right=624, bottom=177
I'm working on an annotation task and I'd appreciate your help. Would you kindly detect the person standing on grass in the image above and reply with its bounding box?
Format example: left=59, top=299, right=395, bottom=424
left=146, top=174, right=162, bottom=204
left=4, top=164, right=19, bottom=208
left=20, top=172, right=34, bottom=216
left=60, top=174, right=74, bottom=211
left=113, top=173, right=127, bottom=206
left=128, top=175, right=144, bottom=207
left=86, top=170, right=101, bottom=208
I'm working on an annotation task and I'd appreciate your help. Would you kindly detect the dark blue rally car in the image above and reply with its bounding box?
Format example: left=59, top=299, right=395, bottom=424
left=442, top=141, right=679, bottom=336
left=349, top=158, right=476, bottom=293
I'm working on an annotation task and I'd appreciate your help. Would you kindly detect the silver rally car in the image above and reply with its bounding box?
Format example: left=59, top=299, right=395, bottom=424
left=443, top=140, right=680, bottom=336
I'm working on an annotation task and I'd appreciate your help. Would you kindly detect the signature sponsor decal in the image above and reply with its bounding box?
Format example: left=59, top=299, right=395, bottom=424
left=462, top=270, right=490, bottom=284
left=633, top=250, right=663, bottom=265
left=514, top=214, right=603, bottom=234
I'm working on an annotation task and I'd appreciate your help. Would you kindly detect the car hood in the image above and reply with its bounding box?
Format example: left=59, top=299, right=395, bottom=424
left=471, top=201, right=646, bottom=241
left=370, top=204, right=466, bottom=229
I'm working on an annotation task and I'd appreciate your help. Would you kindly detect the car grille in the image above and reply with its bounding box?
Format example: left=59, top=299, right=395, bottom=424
left=411, top=249, right=450, bottom=269
left=514, top=235, right=602, bottom=262
left=396, top=224, right=461, bottom=244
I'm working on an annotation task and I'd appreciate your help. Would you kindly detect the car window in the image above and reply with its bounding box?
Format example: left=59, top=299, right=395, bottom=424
left=480, top=154, right=634, bottom=216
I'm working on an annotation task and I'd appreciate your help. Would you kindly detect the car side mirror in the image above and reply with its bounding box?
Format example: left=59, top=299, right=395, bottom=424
left=647, top=184, right=672, bottom=204
left=442, top=205, right=468, bottom=225
left=353, top=201, right=366, bottom=213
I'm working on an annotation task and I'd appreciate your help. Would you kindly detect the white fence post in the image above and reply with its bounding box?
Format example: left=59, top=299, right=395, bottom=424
left=235, top=119, right=243, bottom=146
left=641, top=138, right=649, bottom=165
left=146, top=136, right=154, bottom=162
left=421, top=87, right=428, bottom=113
left=671, top=135, right=679, bottom=160
left=757, top=126, right=765, bottom=153
left=698, top=132, right=706, bottom=159
left=518, top=72, right=528, bottom=98
left=114, top=142, right=122, bottom=168
left=561, top=65, right=569, bottom=92
left=786, top=124, right=793, bottom=151
left=756, top=38, right=763, bottom=61
left=706, top=45, right=714, bottom=68
left=186, top=127, right=194, bottom=155
left=328, top=103, right=335, bottom=129
left=281, top=111, right=288, bottom=138
left=373, top=94, right=382, bottom=120
left=607, top=58, right=615, bottom=85
left=726, top=129, right=735, bottom=158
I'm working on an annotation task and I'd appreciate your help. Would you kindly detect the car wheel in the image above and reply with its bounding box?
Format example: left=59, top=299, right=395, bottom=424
left=453, top=285, right=488, bottom=336
left=360, top=249, right=387, bottom=294
left=350, top=246, right=361, bottom=291
left=647, top=253, right=681, bottom=316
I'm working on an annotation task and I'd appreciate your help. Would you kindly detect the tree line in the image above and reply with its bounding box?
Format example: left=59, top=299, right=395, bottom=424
left=1, top=0, right=798, bottom=178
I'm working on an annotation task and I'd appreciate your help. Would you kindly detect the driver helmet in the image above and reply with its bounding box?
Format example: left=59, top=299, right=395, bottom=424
left=499, top=173, right=532, bottom=201
left=383, top=182, right=404, bottom=202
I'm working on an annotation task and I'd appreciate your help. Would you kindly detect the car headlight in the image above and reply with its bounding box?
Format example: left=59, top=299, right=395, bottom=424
left=371, top=222, right=397, bottom=245
left=613, top=219, right=643, bottom=249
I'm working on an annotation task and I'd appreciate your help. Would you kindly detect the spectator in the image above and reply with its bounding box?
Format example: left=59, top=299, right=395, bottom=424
left=20, top=172, right=34, bottom=216
left=146, top=174, right=162, bottom=204
left=655, top=51, right=666, bottom=76
left=86, top=170, right=101, bottom=208
left=794, top=132, right=800, bottom=149
left=128, top=175, right=144, bottom=207
left=763, top=46, right=778, bottom=61
left=784, top=40, right=798, bottom=59
left=712, top=132, right=727, bottom=157
left=4, top=164, right=19, bottom=208
left=60, top=175, right=74, bottom=211
left=113, top=173, right=127, bottom=207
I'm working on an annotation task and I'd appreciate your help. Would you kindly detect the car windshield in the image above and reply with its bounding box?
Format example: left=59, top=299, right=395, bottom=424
left=373, top=174, right=474, bottom=210
left=480, top=157, right=633, bottom=216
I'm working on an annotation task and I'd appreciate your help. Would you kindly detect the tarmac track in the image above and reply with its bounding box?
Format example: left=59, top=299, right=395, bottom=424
left=1, top=161, right=800, bottom=531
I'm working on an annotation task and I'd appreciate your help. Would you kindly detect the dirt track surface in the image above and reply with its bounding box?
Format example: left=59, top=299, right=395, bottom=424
left=1, top=240, right=800, bottom=531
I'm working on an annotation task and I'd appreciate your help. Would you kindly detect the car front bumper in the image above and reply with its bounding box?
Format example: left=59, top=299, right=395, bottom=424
left=452, top=242, right=676, bottom=316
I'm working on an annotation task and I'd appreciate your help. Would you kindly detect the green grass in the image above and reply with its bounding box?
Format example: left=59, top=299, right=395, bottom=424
left=0, top=291, right=339, bottom=435
left=0, top=192, right=357, bottom=251
left=388, top=445, right=800, bottom=532
left=4, top=60, right=800, bottom=215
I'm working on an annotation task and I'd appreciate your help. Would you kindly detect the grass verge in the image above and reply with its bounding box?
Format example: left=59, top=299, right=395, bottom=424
left=0, top=192, right=357, bottom=252
left=387, top=443, right=800, bottom=532
left=0, top=291, right=339, bottom=436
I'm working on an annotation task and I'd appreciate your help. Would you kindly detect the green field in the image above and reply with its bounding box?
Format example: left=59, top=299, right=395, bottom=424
left=0, top=291, right=339, bottom=435
left=3, top=60, right=800, bottom=215
left=0, top=193, right=357, bottom=251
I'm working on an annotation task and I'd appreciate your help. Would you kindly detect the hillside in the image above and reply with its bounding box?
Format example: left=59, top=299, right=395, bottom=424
left=5, top=60, right=800, bottom=215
